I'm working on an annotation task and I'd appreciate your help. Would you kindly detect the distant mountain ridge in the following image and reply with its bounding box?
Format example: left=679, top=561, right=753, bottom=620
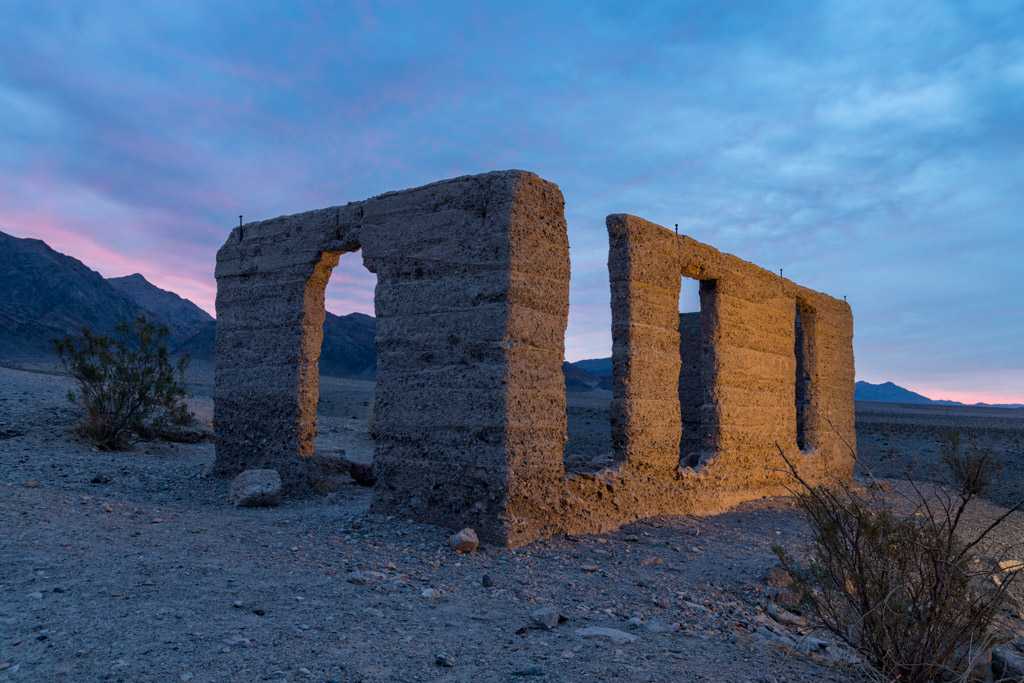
left=3, top=229, right=1018, bottom=403
left=174, top=313, right=376, bottom=378
left=0, top=230, right=141, bottom=357
left=0, top=229, right=376, bottom=378
left=107, top=273, right=212, bottom=345
left=560, top=355, right=1022, bottom=409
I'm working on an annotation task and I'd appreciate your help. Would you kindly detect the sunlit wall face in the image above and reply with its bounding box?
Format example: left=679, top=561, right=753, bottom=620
left=1, top=1, right=1021, bottom=403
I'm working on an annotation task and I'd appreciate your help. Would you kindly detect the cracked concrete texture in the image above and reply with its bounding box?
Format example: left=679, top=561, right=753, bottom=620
left=213, top=170, right=855, bottom=547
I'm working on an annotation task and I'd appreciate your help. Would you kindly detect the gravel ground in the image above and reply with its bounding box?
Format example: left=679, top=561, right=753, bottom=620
left=856, top=401, right=1024, bottom=510
left=1, top=365, right=1020, bottom=682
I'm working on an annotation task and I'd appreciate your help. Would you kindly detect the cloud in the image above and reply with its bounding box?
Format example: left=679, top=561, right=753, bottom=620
left=0, top=0, right=1021, bottom=403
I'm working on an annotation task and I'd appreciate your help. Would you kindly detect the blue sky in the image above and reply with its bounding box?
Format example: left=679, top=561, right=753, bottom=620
left=1, top=1, right=1022, bottom=402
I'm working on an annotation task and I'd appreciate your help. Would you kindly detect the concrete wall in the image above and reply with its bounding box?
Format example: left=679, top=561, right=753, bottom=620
left=213, top=172, right=855, bottom=547
left=555, top=215, right=855, bottom=540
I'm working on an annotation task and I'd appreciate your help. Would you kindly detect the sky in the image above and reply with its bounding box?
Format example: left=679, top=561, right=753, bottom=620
left=1, top=1, right=1022, bottom=403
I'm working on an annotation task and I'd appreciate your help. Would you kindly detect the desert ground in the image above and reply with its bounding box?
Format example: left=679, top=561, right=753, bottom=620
left=2, top=364, right=1023, bottom=681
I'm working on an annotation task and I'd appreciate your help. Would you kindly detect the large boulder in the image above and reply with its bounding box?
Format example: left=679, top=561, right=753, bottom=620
left=229, top=469, right=282, bottom=507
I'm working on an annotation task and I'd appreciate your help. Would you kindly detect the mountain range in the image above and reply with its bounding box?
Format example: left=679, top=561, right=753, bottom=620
left=1, top=229, right=1017, bottom=405
left=0, top=230, right=375, bottom=378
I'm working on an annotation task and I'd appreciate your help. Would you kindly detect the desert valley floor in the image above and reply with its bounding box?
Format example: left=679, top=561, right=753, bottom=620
left=2, top=364, right=1023, bottom=682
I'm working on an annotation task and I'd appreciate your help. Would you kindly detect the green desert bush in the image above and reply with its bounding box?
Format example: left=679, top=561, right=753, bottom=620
left=775, top=444, right=1022, bottom=682
left=54, top=317, right=192, bottom=450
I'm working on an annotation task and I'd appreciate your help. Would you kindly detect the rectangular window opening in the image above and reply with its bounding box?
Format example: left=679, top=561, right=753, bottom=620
left=679, top=278, right=717, bottom=468
left=794, top=301, right=814, bottom=452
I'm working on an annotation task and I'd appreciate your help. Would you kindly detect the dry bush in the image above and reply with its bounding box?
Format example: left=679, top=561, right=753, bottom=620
left=54, top=317, right=192, bottom=450
left=774, top=443, right=1023, bottom=682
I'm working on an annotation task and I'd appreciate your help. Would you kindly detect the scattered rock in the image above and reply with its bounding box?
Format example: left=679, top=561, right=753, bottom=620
left=435, top=653, right=455, bottom=668
left=229, top=469, right=282, bottom=507
left=752, top=624, right=796, bottom=649
left=346, top=570, right=386, bottom=585
left=765, top=566, right=804, bottom=610
left=27, top=591, right=43, bottom=600
left=512, top=665, right=545, bottom=677
left=222, top=635, right=252, bottom=647
left=767, top=601, right=808, bottom=628
left=993, top=640, right=1024, bottom=681
left=90, top=474, right=111, bottom=485
left=530, top=607, right=564, bottom=630
left=575, top=626, right=638, bottom=644
left=23, top=480, right=39, bottom=488
left=348, top=461, right=376, bottom=487
left=421, top=588, right=442, bottom=600
left=449, top=528, right=479, bottom=553
left=765, top=566, right=794, bottom=589
left=481, top=574, right=494, bottom=588
left=643, top=618, right=676, bottom=633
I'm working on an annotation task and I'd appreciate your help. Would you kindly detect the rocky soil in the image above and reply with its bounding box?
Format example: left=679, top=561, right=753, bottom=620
left=856, top=400, right=1024, bottom=510
left=2, top=365, right=1022, bottom=681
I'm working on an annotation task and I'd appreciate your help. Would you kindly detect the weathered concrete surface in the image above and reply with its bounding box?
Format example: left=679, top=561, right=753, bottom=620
left=213, top=171, right=568, bottom=544
left=213, top=171, right=854, bottom=546
left=550, top=214, right=856, bottom=540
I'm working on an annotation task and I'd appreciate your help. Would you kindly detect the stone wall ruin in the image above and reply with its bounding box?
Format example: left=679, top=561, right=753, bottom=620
left=213, top=170, right=855, bottom=547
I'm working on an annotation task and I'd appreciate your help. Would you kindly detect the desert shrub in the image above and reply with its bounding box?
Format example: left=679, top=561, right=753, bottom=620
left=775, top=444, right=1022, bottom=682
left=54, top=317, right=191, bottom=450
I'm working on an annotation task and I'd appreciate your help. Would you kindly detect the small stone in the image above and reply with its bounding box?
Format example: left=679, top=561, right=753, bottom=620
left=767, top=602, right=808, bottom=628
left=643, top=619, right=675, bottom=633
left=626, top=616, right=643, bottom=628
left=229, top=469, right=282, bottom=507
left=993, top=639, right=1024, bottom=680
left=252, top=608, right=266, bottom=616
left=348, top=462, right=376, bottom=487
left=581, top=564, right=600, bottom=573
left=796, top=636, right=829, bottom=654
left=90, top=474, right=112, bottom=485
left=654, top=597, right=671, bottom=609
left=27, top=592, right=43, bottom=600
left=481, top=574, right=494, bottom=588
left=421, top=588, right=442, bottom=600
left=232, top=600, right=244, bottom=608
left=765, top=566, right=794, bottom=588
left=180, top=673, right=194, bottom=682
left=530, top=607, right=563, bottom=630
left=346, top=570, right=385, bottom=585
left=102, top=504, right=113, bottom=513
left=575, top=626, right=638, bottom=644
left=23, top=480, right=39, bottom=488
left=435, top=653, right=455, bottom=667
left=512, top=665, right=545, bottom=677
left=1000, top=560, right=1024, bottom=573
left=449, top=528, right=479, bottom=553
